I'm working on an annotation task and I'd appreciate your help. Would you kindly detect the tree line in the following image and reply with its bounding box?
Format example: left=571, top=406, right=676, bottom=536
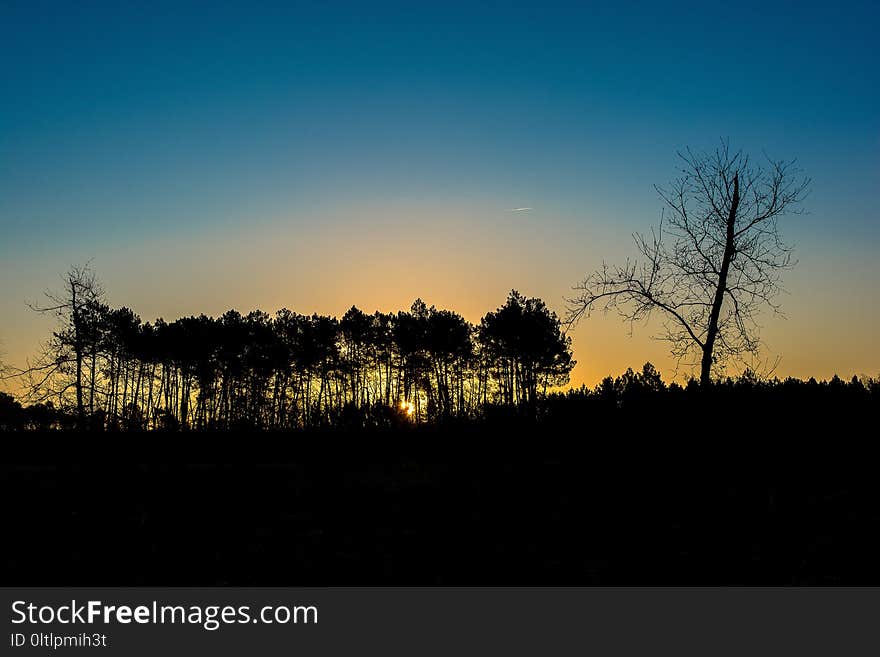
left=3, top=356, right=877, bottom=432
left=2, top=267, right=573, bottom=430
left=0, top=140, right=839, bottom=433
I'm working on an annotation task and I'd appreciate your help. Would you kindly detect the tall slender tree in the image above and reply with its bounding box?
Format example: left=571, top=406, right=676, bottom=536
left=24, top=264, right=105, bottom=427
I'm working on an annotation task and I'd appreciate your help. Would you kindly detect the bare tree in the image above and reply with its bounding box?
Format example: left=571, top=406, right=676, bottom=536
left=567, top=142, right=810, bottom=386
left=23, top=263, right=105, bottom=426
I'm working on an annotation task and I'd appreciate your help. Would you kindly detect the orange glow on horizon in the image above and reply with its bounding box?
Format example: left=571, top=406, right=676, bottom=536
left=1, top=202, right=878, bottom=398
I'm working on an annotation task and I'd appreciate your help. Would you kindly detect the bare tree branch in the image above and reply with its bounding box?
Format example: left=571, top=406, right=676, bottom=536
left=567, top=140, right=810, bottom=384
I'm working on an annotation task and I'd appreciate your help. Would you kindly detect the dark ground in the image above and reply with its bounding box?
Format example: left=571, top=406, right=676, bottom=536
left=2, top=418, right=878, bottom=585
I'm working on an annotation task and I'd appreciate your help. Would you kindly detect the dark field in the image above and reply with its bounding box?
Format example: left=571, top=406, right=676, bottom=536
left=2, top=418, right=878, bottom=585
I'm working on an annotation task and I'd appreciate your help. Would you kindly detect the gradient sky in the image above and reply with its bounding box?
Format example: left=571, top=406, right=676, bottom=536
left=2, top=0, right=878, bottom=390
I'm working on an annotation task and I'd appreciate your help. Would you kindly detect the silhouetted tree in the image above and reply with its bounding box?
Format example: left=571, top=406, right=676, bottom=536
left=372, top=311, right=396, bottom=407
left=23, top=264, right=105, bottom=427
left=424, top=307, right=473, bottom=418
left=567, top=142, right=810, bottom=386
left=104, top=306, right=142, bottom=425
left=480, top=291, right=574, bottom=406
left=393, top=300, right=431, bottom=419
left=340, top=306, right=374, bottom=407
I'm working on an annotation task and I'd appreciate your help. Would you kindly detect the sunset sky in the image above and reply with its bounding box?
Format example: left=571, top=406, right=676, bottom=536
left=2, top=1, right=878, bottom=389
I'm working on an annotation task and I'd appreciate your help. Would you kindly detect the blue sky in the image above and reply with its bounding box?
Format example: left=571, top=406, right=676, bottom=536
left=1, top=1, right=878, bottom=383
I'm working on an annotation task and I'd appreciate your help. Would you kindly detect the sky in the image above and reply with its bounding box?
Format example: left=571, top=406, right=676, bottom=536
left=1, top=0, right=878, bottom=390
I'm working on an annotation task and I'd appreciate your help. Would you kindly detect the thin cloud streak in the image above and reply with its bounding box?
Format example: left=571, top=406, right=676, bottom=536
left=507, top=207, right=533, bottom=212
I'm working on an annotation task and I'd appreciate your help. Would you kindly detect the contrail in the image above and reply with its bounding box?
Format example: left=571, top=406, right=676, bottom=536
left=507, top=207, right=533, bottom=212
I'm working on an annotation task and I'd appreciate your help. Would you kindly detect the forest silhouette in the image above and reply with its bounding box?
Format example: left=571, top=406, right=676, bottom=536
left=2, top=277, right=578, bottom=431
left=1, top=266, right=877, bottom=432
left=3, top=144, right=877, bottom=435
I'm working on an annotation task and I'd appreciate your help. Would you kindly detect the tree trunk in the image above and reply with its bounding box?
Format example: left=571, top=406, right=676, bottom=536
left=71, top=281, right=85, bottom=428
left=700, top=173, right=740, bottom=387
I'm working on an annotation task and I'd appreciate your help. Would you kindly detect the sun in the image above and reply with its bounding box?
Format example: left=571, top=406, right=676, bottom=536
left=399, top=400, right=415, bottom=417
